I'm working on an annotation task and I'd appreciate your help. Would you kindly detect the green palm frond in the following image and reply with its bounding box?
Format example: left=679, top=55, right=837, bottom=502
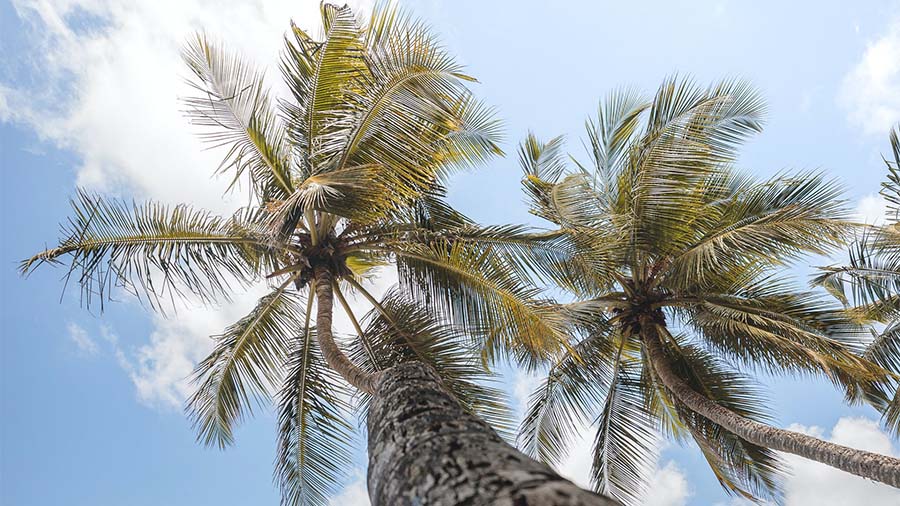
left=815, top=230, right=900, bottom=309
left=683, top=288, right=879, bottom=384
left=337, top=9, right=499, bottom=176
left=616, top=77, right=766, bottom=257
left=518, top=328, right=622, bottom=465
left=349, top=287, right=513, bottom=434
left=276, top=325, right=353, bottom=506
left=187, top=286, right=303, bottom=448
left=520, top=133, right=568, bottom=183
left=300, top=3, right=365, bottom=171
left=591, top=352, right=658, bottom=506
left=183, top=33, right=293, bottom=200
left=654, top=338, right=783, bottom=501
left=583, top=87, right=648, bottom=182
left=882, top=125, right=900, bottom=219
left=392, top=240, right=572, bottom=366
left=667, top=171, right=852, bottom=286
left=20, top=190, right=278, bottom=309
left=275, top=3, right=501, bottom=233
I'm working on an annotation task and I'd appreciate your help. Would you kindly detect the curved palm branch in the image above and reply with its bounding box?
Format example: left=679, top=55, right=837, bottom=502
left=20, top=190, right=279, bottom=309
left=188, top=285, right=302, bottom=448
left=183, top=33, right=294, bottom=200
left=276, top=325, right=353, bottom=506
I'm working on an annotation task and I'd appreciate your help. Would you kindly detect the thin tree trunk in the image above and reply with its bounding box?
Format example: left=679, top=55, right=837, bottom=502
left=367, top=361, right=620, bottom=506
left=642, top=324, right=900, bottom=488
left=313, top=265, right=378, bottom=394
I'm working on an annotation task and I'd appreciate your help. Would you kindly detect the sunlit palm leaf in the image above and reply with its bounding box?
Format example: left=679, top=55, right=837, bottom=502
left=348, top=287, right=513, bottom=434
left=188, top=286, right=303, bottom=448
left=276, top=325, right=353, bottom=506
left=183, top=33, right=294, bottom=200
left=392, top=240, right=572, bottom=366
left=20, top=190, right=278, bottom=309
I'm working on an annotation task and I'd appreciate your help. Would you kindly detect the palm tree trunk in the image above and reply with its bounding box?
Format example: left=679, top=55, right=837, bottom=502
left=313, top=265, right=378, bottom=394
left=367, top=361, right=620, bottom=506
left=311, top=267, right=618, bottom=504
left=642, top=325, right=900, bottom=488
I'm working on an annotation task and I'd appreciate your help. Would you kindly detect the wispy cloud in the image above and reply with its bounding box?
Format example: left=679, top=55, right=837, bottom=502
left=3, top=0, right=368, bottom=210
left=66, top=322, right=98, bottom=355
left=856, top=193, right=889, bottom=225
left=840, top=17, right=900, bottom=136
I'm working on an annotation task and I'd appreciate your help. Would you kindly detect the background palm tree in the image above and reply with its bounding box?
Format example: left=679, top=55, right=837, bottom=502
left=513, top=78, right=900, bottom=505
left=21, top=4, right=615, bottom=506
left=816, top=125, right=900, bottom=437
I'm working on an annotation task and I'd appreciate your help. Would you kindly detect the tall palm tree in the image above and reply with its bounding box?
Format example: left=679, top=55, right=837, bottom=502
left=513, top=79, right=900, bottom=505
left=20, top=5, right=616, bottom=506
left=816, top=125, right=900, bottom=436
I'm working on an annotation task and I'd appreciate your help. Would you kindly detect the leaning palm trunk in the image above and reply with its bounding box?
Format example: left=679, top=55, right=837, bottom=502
left=313, top=268, right=616, bottom=505
left=313, top=267, right=379, bottom=395
left=367, top=362, right=618, bottom=506
left=642, top=326, right=900, bottom=487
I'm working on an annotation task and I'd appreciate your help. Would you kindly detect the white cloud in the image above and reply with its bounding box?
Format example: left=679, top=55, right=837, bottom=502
left=840, top=18, right=900, bottom=136
left=512, top=369, right=542, bottom=415
left=66, top=321, right=99, bottom=354
left=857, top=193, right=890, bottom=225
left=126, top=284, right=270, bottom=407
left=777, top=417, right=900, bottom=506
left=644, top=461, right=692, bottom=506
left=330, top=472, right=370, bottom=506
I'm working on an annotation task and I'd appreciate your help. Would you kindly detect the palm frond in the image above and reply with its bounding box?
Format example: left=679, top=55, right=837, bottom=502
left=392, top=240, right=572, bottom=366
left=276, top=323, right=354, bottom=506
left=183, top=33, right=293, bottom=200
left=20, top=190, right=278, bottom=309
left=187, top=286, right=302, bottom=448
left=349, top=287, right=513, bottom=434
left=591, top=351, right=658, bottom=505
left=518, top=328, right=621, bottom=464
left=616, top=77, right=766, bottom=258
left=682, top=286, right=881, bottom=385
left=667, top=171, right=852, bottom=286
left=881, top=124, right=900, bottom=220
left=583, top=87, right=648, bottom=184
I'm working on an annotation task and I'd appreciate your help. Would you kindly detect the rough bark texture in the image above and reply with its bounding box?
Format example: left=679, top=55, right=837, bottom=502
left=367, top=361, right=620, bottom=506
left=642, top=326, right=900, bottom=488
left=313, top=265, right=377, bottom=394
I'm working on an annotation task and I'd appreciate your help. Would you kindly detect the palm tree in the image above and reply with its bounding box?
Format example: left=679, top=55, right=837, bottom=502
left=816, top=125, right=900, bottom=436
left=513, top=78, right=900, bottom=505
left=20, top=4, right=616, bottom=506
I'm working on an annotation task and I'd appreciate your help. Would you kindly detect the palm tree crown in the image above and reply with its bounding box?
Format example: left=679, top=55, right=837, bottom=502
left=20, top=4, right=573, bottom=504
left=514, top=78, right=894, bottom=504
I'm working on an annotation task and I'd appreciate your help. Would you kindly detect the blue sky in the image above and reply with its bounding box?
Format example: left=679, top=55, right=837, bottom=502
left=2, top=1, right=900, bottom=505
